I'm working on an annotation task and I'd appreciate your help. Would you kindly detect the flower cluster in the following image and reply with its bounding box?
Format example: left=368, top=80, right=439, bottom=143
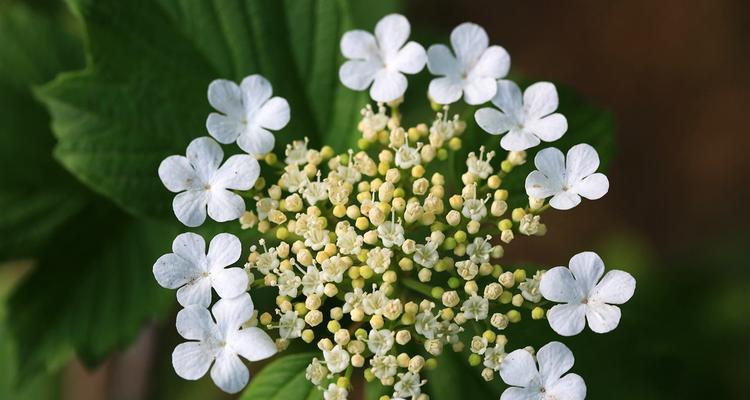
left=153, top=14, right=635, bottom=399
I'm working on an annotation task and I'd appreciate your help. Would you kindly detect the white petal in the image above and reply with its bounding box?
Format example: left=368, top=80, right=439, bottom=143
left=527, top=113, right=567, bottom=142
left=339, top=59, right=380, bottom=91
left=173, top=190, right=208, bottom=227
left=475, top=107, right=515, bottom=135
left=212, top=293, right=254, bottom=336
left=210, top=350, right=249, bottom=394
left=212, top=155, right=260, bottom=191
left=176, top=305, right=217, bottom=340
left=255, top=97, right=289, bottom=131
left=500, top=129, right=540, bottom=151
left=370, top=69, right=407, bottom=102
left=428, top=76, right=462, bottom=105
left=171, top=232, right=207, bottom=266
left=547, top=373, right=586, bottom=400
left=391, top=41, right=426, bottom=74
left=240, top=75, right=273, bottom=114
left=159, top=156, right=197, bottom=193
left=500, top=387, right=540, bottom=400
left=450, top=22, right=488, bottom=68
left=547, top=303, right=586, bottom=336
left=499, top=348, right=538, bottom=387
left=206, top=190, right=246, bottom=223
left=549, top=191, right=581, bottom=210
left=206, top=113, right=243, bottom=144
left=568, top=251, right=605, bottom=295
left=523, top=81, right=559, bottom=119
left=574, top=173, right=609, bottom=200
left=540, top=267, right=583, bottom=303
left=172, top=342, right=214, bottom=380
left=341, top=30, right=377, bottom=59
left=534, top=147, right=565, bottom=179
left=207, top=79, right=243, bottom=117
left=537, top=341, right=574, bottom=386
left=186, top=137, right=223, bottom=182
left=237, top=127, right=275, bottom=156
left=463, top=76, right=498, bottom=105
left=492, top=80, right=523, bottom=119
left=176, top=277, right=212, bottom=308
left=426, top=44, right=459, bottom=76
left=375, top=14, right=410, bottom=56
left=153, top=253, right=200, bottom=289
left=565, top=144, right=600, bottom=184
left=207, top=233, right=242, bottom=269
left=469, top=45, right=510, bottom=80
left=586, top=303, right=622, bottom=333
left=525, top=170, right=560, bottom=200
left=230, top=327, right=277, bottom=362
left=590, top=270, right=635, bottom=305
left=211, top=268, right=249, bottom=299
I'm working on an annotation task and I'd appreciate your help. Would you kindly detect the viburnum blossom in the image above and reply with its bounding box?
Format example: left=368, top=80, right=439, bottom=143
left=525, top=144, right=610, bottom=210
left=153, top=232, right=248, bottom=307
left=475, top=80, right=568, bottom=151
left=427, top=22, right=510, bottom=105
left=339, top=14, right=426, bottom=102
left=172, top=294, right=276, bottom=394
left=206, top=74, right=290, bottom=156
left=158, top=137, right=260, bottom=226
left=540, top=251, right=636, bottom=336
left=499, top=341, right=586, bottom=400
left=154, top=14, right=634, bottom=398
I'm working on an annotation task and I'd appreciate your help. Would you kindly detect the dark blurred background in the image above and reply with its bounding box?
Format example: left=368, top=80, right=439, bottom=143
left=2, top=0, right=749, bottom=399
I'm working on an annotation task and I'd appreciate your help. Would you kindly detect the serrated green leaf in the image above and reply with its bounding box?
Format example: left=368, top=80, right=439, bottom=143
left=240, top=352, right=321, bottom=400
left=0, top=2, right=87, bottom=260
left=7, top=203, right=179, bottom=381
left=36, top=0, right=382, bottom=218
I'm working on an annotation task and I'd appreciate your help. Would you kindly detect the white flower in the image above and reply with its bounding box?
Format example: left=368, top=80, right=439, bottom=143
left=475, top=80, right=567, bottom=151
left=305, top=358, right=328, bottom=385
left=278, top=310, right=305, bottom=340
left=519, top=271, right=544, bottom=303
left=367, top=247, right=393, bottom=274
left=413, top=241, right=439, bottom=269
left=339, top=14, right=426, bottom=102
left=499, top=341, right=586, bottom=400
left=415, top=311, right=440, bottom=340
left=461, top=294, right=489, bottom=321
left=540, top=251, right=635, bottom=336
left=276, top=270, right=302, bottom=298
left=323, top=345, right=351, bottom=373
left=321, top=255, right=349, bottom=283
left=371, top=355, right=398, bottom=380
left=159, top=137, right=259, bottom=227
left=337, top=226, right=363, bottom=255
left=301, top=265, right=325, bottom=296
left=378, top=219, right=405, bottom=248
left=153, top=232, right=248, bottom=307
left=171, top=294, right=276, bottom=394
left=462, top=197, right=488, bottom=221
left=368, top=329, right=395, bottom=356
left=525, top=144, right=610, bottom=210
left=484, top=344, right=507, bottom=371
left=466, top=235, right=492, bottom=264
left=206, top=74, right=290, bottom=156
left=343, top=287, right=365, bottom=313
left=323, top=383, right=348, bottom=400
left=427, top=22, right=510, bottom=105
left=393, top=371, right=425, bottom=399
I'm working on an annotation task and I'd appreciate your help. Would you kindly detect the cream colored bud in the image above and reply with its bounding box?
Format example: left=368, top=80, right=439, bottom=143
left=500, top=229, right=514, bottom=243
left=484, top=283, right=503, bottom=300
left=409, top=355, right=425, bottom=373
left=347, top=339, right=365, bottom=354
left=392, top=197, right=406, bottom=213
left=424, top=339, right=443, bottom=356
left=268, top=209, right=287, bottom=225
left=449, top=195, right=463, bottom=209
left=491, top=200, right=508, bottom=216
left=491, top=245, right=504, bottom=259
left=512, top=294, right=525, bottom=307
left=464, top=280, right=478, bottom=295
left=446, top=210, right=461, bottom=226
left=454, top=313, right=467, bottom=325
left=420, top=144, right=436, bottom=162
left=441, top=291, right=460, bottom=308
left=284, top=194, right=303, bottom=212
left=397, top=353, right=411, bottom=368
left=507, top=151, right=527, bottom=166
left=384, top=299, right=404, bottom=320
left=330, top=307, right=344, bottom=321
left=405, top=302, right=419, bottom=314
left=396, top=330, right=412, bottom=345
left=430, top=185, right=445, bottom=198
left=317, top=338, right=333, bottom=351
left=350, top=353, right=364, bottom=368
left=379, top=181, right=395, bottom=203
left=413, top=178, right=429, bottom=195
left=350, top=308, right=364, bottom=322
left=276, top=242, right=290, bottom=258
left=402, top=239, right=416, bottom=254
left=276, top=338, right=290, bottom=351
left=461, top=185, right=476, bottom=200
left=369, top=206, right=385, bottom=226
left=324, top=283, right=339, bottom=297
left=370, top=314, right=384, bottom=329
left=418, top=268, right=432, bottom=282
left=481, top=368, right=494, bottom=382
left=305, top=310, right=323, bottom=327
left=462, top=172, right=476, bottom=186
left=528, top=196, right=545, bottom=210
left=364, top=230, right=379, bottom=245
left=457, top=261, right=479, bottom=281
left=264, top=273, right=278, bottom=287
left=491, top=313, right=509, bottom=330
left=467, top=220, right=480, bottom=234
left=499, top=271, right=515, bottom=288
left=268, top=185, right=282, bottom=200
left=297, top=249, right=313, bottom=266
left=390, top=127, right=406, bottom=147
left=305, top=294, right=322, bottom=310
left=334, top=329, right=351, bottom=345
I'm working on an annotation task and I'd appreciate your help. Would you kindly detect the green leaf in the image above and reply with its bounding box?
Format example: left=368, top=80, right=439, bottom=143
left=0, top=2, right=87, bottom=260
left=36, top=0, right=385, bottom=218
left=6, top=203, right=178, bottom=380
left=240, top=352, right=321, bottom=400
left=425, top=350, right=503, bottom=399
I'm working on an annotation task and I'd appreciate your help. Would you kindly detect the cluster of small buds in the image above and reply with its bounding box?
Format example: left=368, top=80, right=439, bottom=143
left=156, top=13, right=631, bottom=399
left=237, top=100, right=562, bottom=399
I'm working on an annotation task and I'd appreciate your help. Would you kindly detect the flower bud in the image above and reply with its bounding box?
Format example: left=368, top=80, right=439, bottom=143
left=409, top=355, right=425, bottom=373
left=499, top=271, right=515, bottom=288
left=413, top=178, right=429, bottom=195
left=500, top=229, right=514, bottom=243
left=490, top=313, right=509, bottom=330
left=424, top=339, right=443, bottom=356
left=484, top=282, right=503, bottom=300
left=396, top=330, right=412, bottom=345
left=491, top=200, right=507, bottom=217
left=334, top=329, right=351, bottom=345
left=481, top=368, right=494, bottom=382
left=441, top=290, right=460, bottom=308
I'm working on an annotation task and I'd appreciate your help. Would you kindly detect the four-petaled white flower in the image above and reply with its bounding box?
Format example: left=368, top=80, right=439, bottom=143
left=427, top=22, right=510, bottom=105
left=206, top=74, right=290, bottom=156
left=172, top=294, right=276, bottom=394
left=500, top=341, right=586, bottom=400
left=475, top=80, right=567, bottom=151
left=525, top=143, right=609, bottom=210
left=540, top=251, right=636, bottom=336
left=339, top=14, right=426, bottom=102
left=153, top=232, right=249, bottom=307
left=159, top=137, right=260, bottom=227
